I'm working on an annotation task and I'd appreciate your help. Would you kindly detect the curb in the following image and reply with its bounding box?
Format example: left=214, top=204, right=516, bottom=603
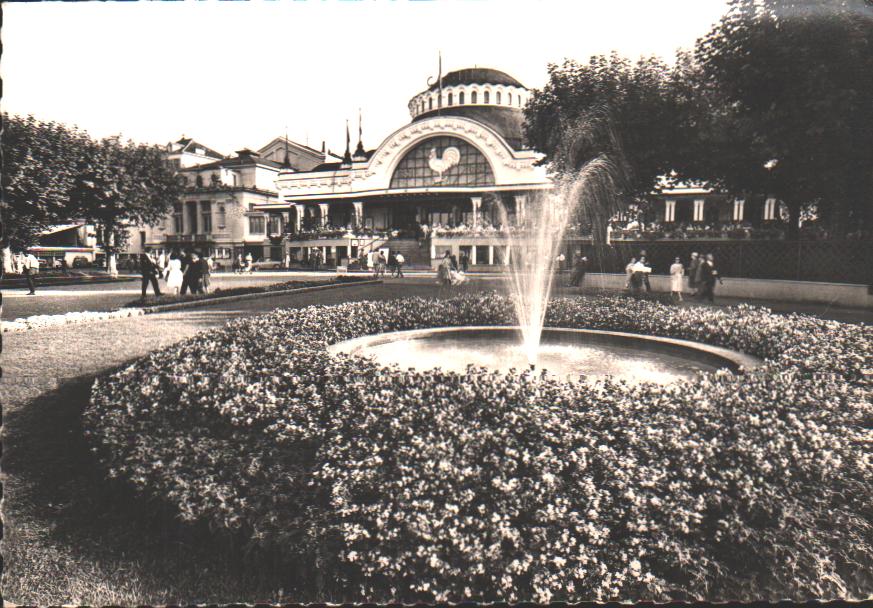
left=136, top=279, right=383, bottom=314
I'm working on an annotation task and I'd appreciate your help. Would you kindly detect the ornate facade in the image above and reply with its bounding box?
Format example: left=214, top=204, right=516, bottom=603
left=255, top=67, right=551, bottom=268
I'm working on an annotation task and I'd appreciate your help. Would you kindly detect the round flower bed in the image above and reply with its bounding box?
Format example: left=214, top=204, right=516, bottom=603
left=84, top=294, right=873, bottom=602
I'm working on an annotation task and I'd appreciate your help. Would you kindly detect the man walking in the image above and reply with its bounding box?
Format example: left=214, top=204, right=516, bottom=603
left=139, top=253, right=162, bottom=298
left=697, top=253, right=722, bottom=303
left=22, top=251, right=39, bottom=295
left=394, top=252, right=405, bottom=278
left=688, top=252, right=701, bottom=296
left=570, top=253, right=588, bottom=287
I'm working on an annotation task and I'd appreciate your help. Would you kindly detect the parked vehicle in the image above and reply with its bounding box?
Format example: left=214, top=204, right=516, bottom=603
left=72, top=256, right=91, bottom=268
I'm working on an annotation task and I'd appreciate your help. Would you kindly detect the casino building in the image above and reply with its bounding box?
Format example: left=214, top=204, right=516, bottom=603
left=254, top=67, right=551, bottom=268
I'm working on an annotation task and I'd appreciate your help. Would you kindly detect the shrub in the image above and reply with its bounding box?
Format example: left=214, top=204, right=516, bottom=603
left=84, top=294, right=873, bottom=602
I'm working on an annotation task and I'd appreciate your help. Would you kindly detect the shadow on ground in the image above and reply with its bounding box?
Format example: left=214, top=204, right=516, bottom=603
left=1, top=370, right=301, bottom=604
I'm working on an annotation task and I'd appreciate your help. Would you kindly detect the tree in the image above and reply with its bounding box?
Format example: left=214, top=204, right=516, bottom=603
left=0, top=114, right=89, bottom=272
left=69, top=136, right=182, bottom=275
left=689, top=0, right=873, bottom=238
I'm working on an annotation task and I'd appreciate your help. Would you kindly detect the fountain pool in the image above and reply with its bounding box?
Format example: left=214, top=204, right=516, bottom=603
left=329, top=326, right=761, bottom=385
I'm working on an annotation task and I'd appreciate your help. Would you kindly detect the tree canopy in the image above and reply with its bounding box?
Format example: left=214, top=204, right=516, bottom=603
left=1, top=113, right=182, bottom=254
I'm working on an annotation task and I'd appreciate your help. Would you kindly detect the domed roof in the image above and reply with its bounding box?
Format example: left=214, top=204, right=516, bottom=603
left=427, top=67, right=525, bottom=91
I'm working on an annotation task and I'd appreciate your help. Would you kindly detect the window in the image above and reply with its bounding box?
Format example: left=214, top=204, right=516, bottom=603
left=429, top=97, right=433, bottom=110
left=139, top=231, right=146, bottom=248
left=200, top=201, right=212, bottom=233
left=217, top=204, right=227, bottom=229
left=249, top=215, right=266, bottom=234
left=664, top=199, right=676, bottom=222
left=390, top=135, right=495, bottom=189
left=173, top=203, right=183, bottom=233
left=693, top=199, right=705, bottom=222
left=763, top=197, right=778, bottom=220
left=447, top=92, right=453, bottom=106
left=496, top=91, right=502, bottom=104
left=459, top=91, right=465, bottom=104
left=267, top=214, right=282, bottom=235
left=518, top=95, right=522, bottom=107
left=733, top=198, right=745, bottom=221
left=484, top=91, right=490, bottom=104
left=507, top=92, right=512, bottom=105
left=471, top=91, right=477, bottom=104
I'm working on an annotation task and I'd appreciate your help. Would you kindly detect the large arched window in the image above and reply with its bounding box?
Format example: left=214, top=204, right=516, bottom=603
left=390, top=136, right=495, bottom=189
left=508, top=92, right=512, bottom=105
left=471, top=90, right=478, bottom=103
left=448, top=92, right=453, bottom=106
left=484, top=90, right=490, bottom=104
left=459, top=91, right=465, bottom=104
left=496, top=91, right=502, bottom=104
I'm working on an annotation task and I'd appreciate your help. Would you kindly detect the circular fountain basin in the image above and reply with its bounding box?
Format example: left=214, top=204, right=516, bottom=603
left=329, top=326, right=761, bottom=385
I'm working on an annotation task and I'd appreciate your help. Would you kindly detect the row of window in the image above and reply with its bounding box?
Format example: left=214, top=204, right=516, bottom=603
left=247, top=215, right=282, bottom=235
left=663, top=198, right=783, bottom=223
left=420, top=88, right=522, bottom=113
left=172, top=201, right=227, bottom=234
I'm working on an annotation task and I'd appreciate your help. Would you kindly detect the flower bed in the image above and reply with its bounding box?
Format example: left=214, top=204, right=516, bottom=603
left=1, top=307, right=145, bottom=333
left=84, top=294, right=873, bottom=602
left=120, top=275, right=369, bottom=308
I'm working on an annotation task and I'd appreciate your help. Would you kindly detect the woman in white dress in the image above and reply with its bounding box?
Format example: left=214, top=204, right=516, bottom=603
left=670, top=257, right=685, bottom=302
left=164, top=255, right=184, bottom=295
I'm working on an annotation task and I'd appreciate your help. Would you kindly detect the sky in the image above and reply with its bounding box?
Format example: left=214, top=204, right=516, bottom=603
left=3, top=0, right=729, bottom=156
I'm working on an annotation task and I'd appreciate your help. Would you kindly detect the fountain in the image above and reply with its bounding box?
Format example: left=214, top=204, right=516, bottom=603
left=329, top=114, right=760, bottom=383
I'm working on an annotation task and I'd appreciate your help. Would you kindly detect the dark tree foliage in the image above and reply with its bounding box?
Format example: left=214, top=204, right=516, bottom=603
left=686, top=0, right=873, bottom=237
left=524, top=54, right=689, bottom=202
left=1, top=113, right=182, bottom=262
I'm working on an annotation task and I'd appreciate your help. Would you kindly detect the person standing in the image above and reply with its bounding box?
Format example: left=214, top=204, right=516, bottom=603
left=437, top=250, right=453, bottom=287
left=639, top=254, right=652, bottom=292
left=245, top=252, right=254, bottom=273
left=165, top=254, right=184, bottom=295
left=688, top=252, right=701, bottom=296
left=669, top=257, right=685, bottom=302
left=387, top=251, right=397, bottom=277
left=394, top=252, right=405, bottom=278
left=556, top=252, right=566, bottom=272
left=139, top=253, right=162, bottom=298
left=459, top=250, right=469, bottom=273
left=629, top=258, right=651, bottom=295
left=625, top=256, right=637, bottom=290
left=183, top=252, right=204, bottom=294
left=570, top=253, right=588, bottom=287
left=200, top=254, right=213, bottom=294
left=697, top=253, right=722, bottom=303
left=22, top=251, right=39, bottom=295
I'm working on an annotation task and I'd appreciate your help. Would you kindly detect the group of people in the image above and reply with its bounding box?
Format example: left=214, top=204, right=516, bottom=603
left=139, top=250, right=214, bottom=298
left=9, top=251, right=41, bottom=295
left=231, top=252, right=256, bottom=273
left=366, top=251, right=405, bottom=278
left=623, top=251, right=722, bottom=302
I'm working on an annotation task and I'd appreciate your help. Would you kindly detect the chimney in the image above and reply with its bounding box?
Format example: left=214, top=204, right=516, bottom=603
left=323, top=140, right=329, bottom=163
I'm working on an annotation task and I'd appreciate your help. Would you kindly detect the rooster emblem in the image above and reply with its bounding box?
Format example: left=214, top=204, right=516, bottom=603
left=428, top=146, right=461, bottom=183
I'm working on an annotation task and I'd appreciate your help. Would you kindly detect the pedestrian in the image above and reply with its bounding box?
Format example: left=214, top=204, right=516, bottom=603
left=284, top=251, right=291, bottom=269
left=639, top=256, right=652, bottom=292
left=450, top=252, right=459, bottom=272
left=157, top=251, right=167, bottom=274
left=22, top=251, right=39, bottom=295
left=165, top=253, right=184, bottom=295
left=233, top=253, right=242, bottom=274
left=139, top=253, right=162, bottom=298
left=245, top=252, right=254, bottom=273
left=670, top=256, right=685, bottom=302
left=437, top=250, right=453, bottom=288
left=556, top=252, right=566, bottom=272
left=629, top=258, right=651, bottom=295
left=688, top=252, right=701, bottom=296
left=394, top=252, right=405, bottom=278
left=625, top=257, right=637, bottom=289
left=459, top=250, right=469, bottom=273
left=183, top=252, right=204, bottom=294
left=697, top=253, right=723, bottom=303
left=570, top=253, right=588, bottom=287
left=387, top=251, right=397, bottom=277
left=201, top=254, right=213, bottom=294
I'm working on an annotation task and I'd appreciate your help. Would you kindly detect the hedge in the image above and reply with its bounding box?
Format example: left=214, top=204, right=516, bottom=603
left=84, top=294, right=873, bottom=602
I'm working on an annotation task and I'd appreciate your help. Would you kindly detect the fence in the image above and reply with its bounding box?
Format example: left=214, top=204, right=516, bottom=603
left=569, top=239, right=873, bottom=285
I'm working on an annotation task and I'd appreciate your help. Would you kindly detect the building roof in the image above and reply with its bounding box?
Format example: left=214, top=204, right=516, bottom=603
left=427, top=67, right=525, bottom=92
left=180, top=153, right=284, bottom=172
left=173, top=137, right=224, bottom=159
left=413, top=105, right=527, bottom=150
left=40, top=223, right=85, bottom=236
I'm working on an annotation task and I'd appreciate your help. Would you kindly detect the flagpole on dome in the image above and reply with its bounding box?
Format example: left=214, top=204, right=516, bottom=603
left=438, top=50, right=443, bottom=116
left=354, top=107, right=366, bottom=160
left=281, top=126, right=291, bottom=169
